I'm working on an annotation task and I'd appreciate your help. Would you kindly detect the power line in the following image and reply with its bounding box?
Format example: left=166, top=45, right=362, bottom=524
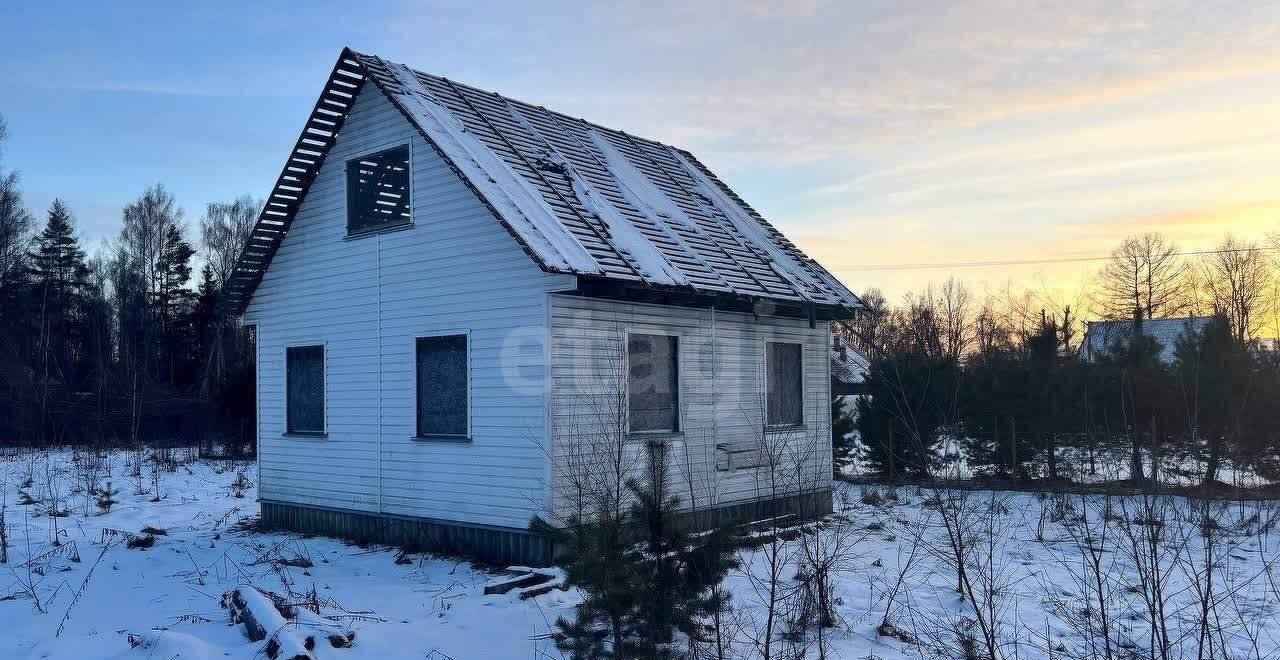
left=829, top=245, right=1279, bottom=273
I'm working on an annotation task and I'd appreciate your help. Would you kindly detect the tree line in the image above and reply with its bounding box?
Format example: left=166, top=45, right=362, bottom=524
left=840, top=230, right=1280, bottom=488
left=0, top=116, right=258, bottom=454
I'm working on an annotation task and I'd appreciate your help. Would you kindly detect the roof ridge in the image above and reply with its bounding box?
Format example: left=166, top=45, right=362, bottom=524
left=377, top=55, right=725, bottom=176
left=224, top=48, right=862, bottom=316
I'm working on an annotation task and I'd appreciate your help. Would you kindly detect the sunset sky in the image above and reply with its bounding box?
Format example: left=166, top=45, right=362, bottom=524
left=2, top=1, right=1277, bottom=309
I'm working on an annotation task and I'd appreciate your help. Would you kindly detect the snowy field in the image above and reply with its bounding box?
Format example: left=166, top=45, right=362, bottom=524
left=3, top=448, right=1280, bottom=659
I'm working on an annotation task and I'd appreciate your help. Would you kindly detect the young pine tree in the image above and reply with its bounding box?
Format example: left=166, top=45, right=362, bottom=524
left=624, top=441, right=740, bottom=659
left=535, top=488, right=634, bottom=660
left=1173, top=315, right=1250, bottom=486
left=541, top=440, right=741, bottom=660
left=831, top=394, right=856, bottom=473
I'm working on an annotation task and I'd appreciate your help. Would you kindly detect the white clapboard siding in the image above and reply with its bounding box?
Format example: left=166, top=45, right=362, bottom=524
left=245, top=80, right=575, bottom=530
left=547, top=294, right=832, bottom=517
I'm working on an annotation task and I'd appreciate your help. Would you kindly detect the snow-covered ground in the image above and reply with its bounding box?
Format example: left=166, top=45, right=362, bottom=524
left=3, top=448, right=1279, bottom=659
left=0, top=449, right=573, bottom=659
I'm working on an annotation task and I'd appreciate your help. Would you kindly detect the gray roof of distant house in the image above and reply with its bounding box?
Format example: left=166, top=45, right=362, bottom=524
left=1079, top=316, right=1212, bottom=362
left=831, top=336, right=869, bottom=385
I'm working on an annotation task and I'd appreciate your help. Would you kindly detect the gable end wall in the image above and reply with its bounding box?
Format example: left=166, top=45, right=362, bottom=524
left=245, top=80, right=575, bottom=531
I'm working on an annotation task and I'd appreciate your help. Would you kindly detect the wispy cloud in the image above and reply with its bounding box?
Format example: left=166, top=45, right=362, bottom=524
left=2, top=1, right=1276, bottom=300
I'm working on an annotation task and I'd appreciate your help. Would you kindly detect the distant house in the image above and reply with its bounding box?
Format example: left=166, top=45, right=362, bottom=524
left=830, top=335, right=869, bottom=396
left=1078, top=316, right=1212, bottom=363
left=223, top=49, right=861, bottom=564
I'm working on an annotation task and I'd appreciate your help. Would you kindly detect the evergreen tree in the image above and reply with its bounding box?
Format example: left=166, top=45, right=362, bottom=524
left=153, top=214, right=196, bottom=389
left=626, top=442, right=688, bottom=658
left=623, top=442, right=740, bottom=658
left=25, top=200, right=91, bottom=441
left=1173, top=315, right=1249, bottom=485
left=958, top=349, right=1031, bottom=477
left=831, top=394, right=856, bottom=473
left=1086, top=309, right=1170, bottom=483
left=1241, top=347, right=1280, bottom=478
left=191, top=265, right=219, bottom=385
left=535, top=494, right=634, bottom=659
left=28, top=200, right=90, bottom=376
left=539, top=441, right=741, bottom=660
left=855, top=352, right=958, bottom=478
left=1025, top=313, right=1064, bottom=480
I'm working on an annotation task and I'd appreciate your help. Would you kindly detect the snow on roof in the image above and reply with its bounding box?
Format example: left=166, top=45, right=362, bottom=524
left=388, top=63, right=601, bottom=275
left=1079, top=316, right=1213, bottom=363
left=831, top=336, right=869, bottom=384
left=355, top=51, right=860, bottom=310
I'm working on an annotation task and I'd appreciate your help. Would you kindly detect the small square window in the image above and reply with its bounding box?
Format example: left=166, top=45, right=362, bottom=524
left=417, top=334, right=469, bottom=437
left=286, top=345, right=325, bottom=433
left=766, top=342, right=803, bottom=427
left=628, top=334, right=679, bottom=433
left=347, top=145, right=411, bottom=234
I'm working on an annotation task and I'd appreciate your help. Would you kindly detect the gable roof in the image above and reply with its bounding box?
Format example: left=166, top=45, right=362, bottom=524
left=1079, top=315, right=1212, bottom=363
left=223, top=48, right=861, bottom=317
left=830, top=335, right=869, bottom=386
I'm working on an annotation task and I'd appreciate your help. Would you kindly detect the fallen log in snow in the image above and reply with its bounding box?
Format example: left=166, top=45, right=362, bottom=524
left=223, top=587, right=313, bottom=660
left=221, top=586, right=359, bottom=659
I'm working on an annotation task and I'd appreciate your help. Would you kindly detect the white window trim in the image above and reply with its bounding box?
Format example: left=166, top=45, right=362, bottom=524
left=764, top=340, right=805, bottom=430
left=283, top=340, right=328, bottom=436
left=624, top=328, right=684, bottom=436
left=413, top=328, right=472, bottom=441
left=344, top=138, right=414, bottom=237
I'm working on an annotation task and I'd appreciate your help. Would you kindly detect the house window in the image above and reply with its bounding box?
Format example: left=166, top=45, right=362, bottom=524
left=766, top=342, right=803, bottom=427
left=416, top=334, right=469, bottom=437
left=286, top=345, right=325, bottom=434
left=628, top=333, right=679, bottom=433
left=346, top=144, right=411, bottom=234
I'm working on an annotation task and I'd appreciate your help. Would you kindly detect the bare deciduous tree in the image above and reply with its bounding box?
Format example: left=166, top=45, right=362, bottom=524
left=845, top=287, right=888, bottom=358
left=200, top=196, right=261, bottom=289
left=1096, top=233, right=1190, bottom=321
left=1202, top=234, right=1270, bottom=341
left=0, top=115, right=34, bottom=318
left=938, top=277, right=972, bottom=361
left=973, top=302, right=1012, bottom=356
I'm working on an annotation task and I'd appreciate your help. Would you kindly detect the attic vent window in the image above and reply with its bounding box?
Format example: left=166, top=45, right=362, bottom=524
left=347, top=145, right=411, bottom=234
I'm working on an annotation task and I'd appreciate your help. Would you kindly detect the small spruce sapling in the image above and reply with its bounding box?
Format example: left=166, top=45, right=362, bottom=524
left=96, top=480, right=119, bottom=514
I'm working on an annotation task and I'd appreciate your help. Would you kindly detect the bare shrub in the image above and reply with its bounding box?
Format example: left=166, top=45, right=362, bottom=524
left=901, top=488, right=1019, bottom=660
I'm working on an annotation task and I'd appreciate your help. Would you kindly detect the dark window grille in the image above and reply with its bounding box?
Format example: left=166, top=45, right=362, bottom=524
left=347, top=145, right=411, bottom=234
left=628, top=334, right=679, bottom=432
left=286, top=345, right=325, bottom=433
left=766, top=342, right=803, bottom=427
left=417, top=335, right=469, bottom=437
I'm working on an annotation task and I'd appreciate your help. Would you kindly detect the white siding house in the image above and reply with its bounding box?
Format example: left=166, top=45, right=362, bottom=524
left=229, top=49, right=861, bottom=564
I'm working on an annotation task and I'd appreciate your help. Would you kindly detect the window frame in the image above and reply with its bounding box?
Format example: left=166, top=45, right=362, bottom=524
left=283, top=341, right=327, bottom=437
left=413, top=329, right=472, bottom=442
left=344, top=140, right=413, bottom=237
left=764, top=340, right=805, bottom=430
left=625, top=329, right=683, bottom=436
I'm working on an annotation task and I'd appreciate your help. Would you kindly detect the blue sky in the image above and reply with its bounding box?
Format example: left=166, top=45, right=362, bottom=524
left=2, top=1, right=1278, bottom=302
